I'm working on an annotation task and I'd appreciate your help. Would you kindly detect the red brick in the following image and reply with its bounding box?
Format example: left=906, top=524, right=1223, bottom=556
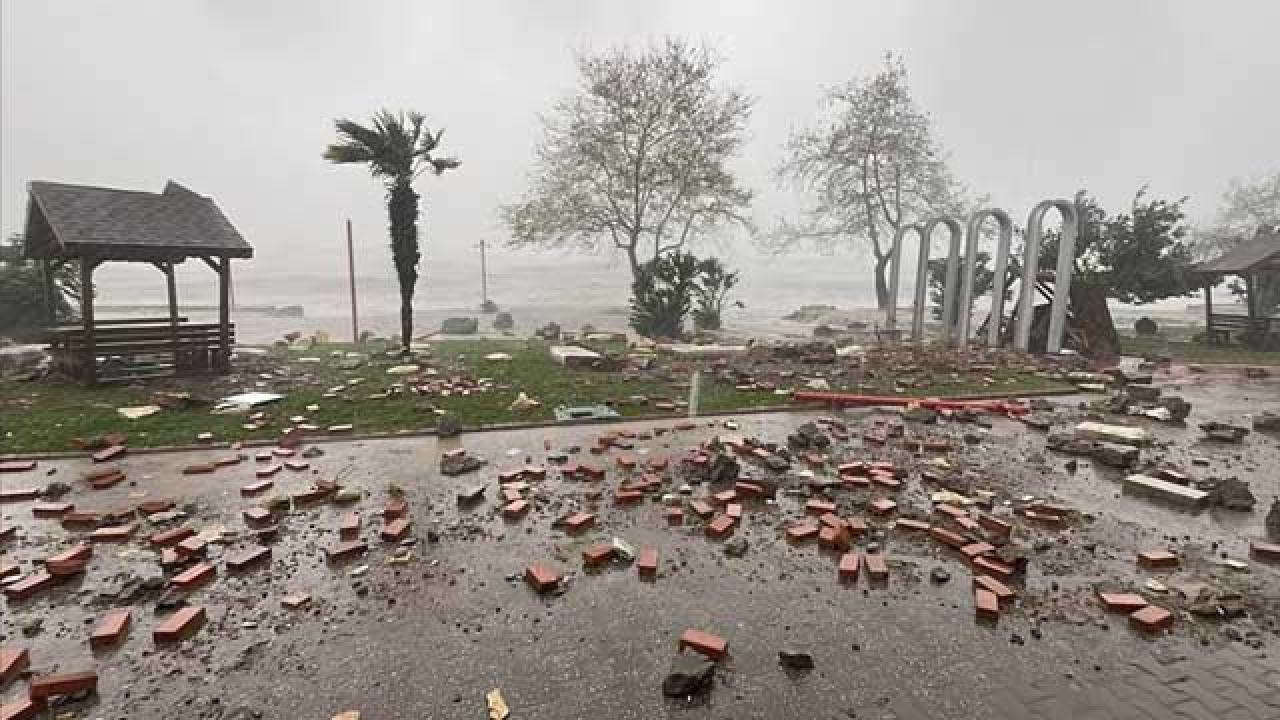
left=502, top=500, right=529, bottom=519
left=90, top=522, right=137, bottom=543
left=1137, top=550, right=1179, bottom=570
left=819, top=513, right=847, bottom=530
left=28, top=670, right=97, bottom=700
left=837, top=461, right=867, bottom=476
left=0, top=646, right=29, bottom=685
left=284, top=459, right=310, bottom=472
left=154, top=606, right=206, bottom=643
left=581, top=464, right=606, bottom=480
left=381, top=518, right=411, bottom=542
left=0, top=460, right=36, bottom=473
left=972, top=555, right=1015, bottom=580
left=149, top=526, right=194, bottom=548
left=582, top=543, right=614, bottom=567
left=60, top=511, right=99, bottom=528
left=838, top=552, right=860, bottom=581
left=689, top=500, right=714, bottom=519
left=868, top=498, right=897, bottom=515
left=1029, top=501, right=1070, bottom=517
left=255, top=463, right=284, bottom=479
left=616, top=454, right=636, bottom=469
left=92, top=445, right=126, bottom=462
left=182, top=463, right=217, bottom=475
left=240, top=480, right=273, bottom=496
left=977, top=514, right=1013, bottom=537
left=1129, top=605, right=1174, bottom=633
left=524, top=564, right=560, bottom=593
left=158, top=548, right=183, bottom=568
left=637, top=548, right=658, bottom=578
left=734, top=481, right=765, bottom=498
left=214, top=456, right=242, bottom=467
left=172, top=562, right=215, bottom=589
left=243, top=507, right=272, bottom=524
left=563, top=512, right=595, bottom=535
left=384, top=497, right=408, bottom=519
left=785, top=522, right=820, bottom=543
left=1098, top=592, right=1148, bottom=613
left=1023, top=509, right=1064, bottom=527
left=865, top=553, right=889, bottom=582
left=615, top=490, right=644, bottom=505
left=226, top=546, right=271, bottom=571
left=0, top=564, right=17, bottom=580
left=679, top=629, right=728, bottom=660
left=846, top=517, right=868, bottom=537
left=895, top=518, right=930, bottom=533
left=0, top=698, right=43, bottom=720
left=954, top=516, right=981, bottom=534
left=973, top=574, right=1016, bottom=602
left=0, top=487, right=40, bottom=503
left=2, top=572, right=55, bottom=600
left=272, top=446, right=297, bottom=457
left=805, top=499, right=836, bottom=516
left=934, top=503, right=966, bottom=519
left=87, top=469, right=125, bottom=489
left=0, top=525, right=14, bottom=541
left=712, top=489, right=738, bottom=505
left=90, top=609, right=131, bottom=649
left=337, top=511, right=361, bottom=540
left=819, top=525, right=849, bottom=551
left=706, top=515, right=735, bottom=538
left=281, top=594, right=311, bottom=609
left=665, top=508, right=684, bottom=526
left=975, top=588, right=1000, bottom=621
left=32, top=502, right=73, bottom=518
left=872, top=474, right=901, bottom=490
left=137, top=499, right=175, bottom=515
left=1250, top=541, right=1280, bottom=562
left=648, top=456, right=668, bottom=471
left=325, top=540, right=367, bottom=560
left=500, top=487, right=522, bottom=504
left=929, top=526, right=967, bottom=549
left=176, top=535, right=208, bottom=557
left=960, top=542, right=995, bottom=559
left=292, top=486, right=328, bottom=504
left=725, top=503, right=742, bottom=520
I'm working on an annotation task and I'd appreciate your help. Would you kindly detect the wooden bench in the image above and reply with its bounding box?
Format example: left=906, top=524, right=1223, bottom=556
left=1207, top=314, right=1280, bottom=346
left=47, top=320, right=234, bottom=382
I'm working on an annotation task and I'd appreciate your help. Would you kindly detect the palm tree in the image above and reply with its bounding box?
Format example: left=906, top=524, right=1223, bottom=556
left=323, top=109, right=459, bottom=352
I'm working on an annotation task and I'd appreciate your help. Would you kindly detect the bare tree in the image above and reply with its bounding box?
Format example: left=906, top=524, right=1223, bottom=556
left=501, top=39, right=754, bottom=280
left=1195, top=171, right=1280, bottom=258
left=775, top=53, right=966, bottom=309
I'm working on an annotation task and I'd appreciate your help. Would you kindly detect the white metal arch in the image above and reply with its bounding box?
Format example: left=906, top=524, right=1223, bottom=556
left=958, top=208, right=1014, bottom=349
left=919, top=216, right=964, bottom=344
left=884, top=223, right=925, bottom=337
left=1014, top=199, right=1079, bottom=354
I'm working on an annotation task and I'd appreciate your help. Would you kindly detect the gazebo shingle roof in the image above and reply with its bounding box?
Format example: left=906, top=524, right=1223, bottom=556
left=23, top=180, right=252, bottom=260
left=1195, top=226, right=1280, bottom=276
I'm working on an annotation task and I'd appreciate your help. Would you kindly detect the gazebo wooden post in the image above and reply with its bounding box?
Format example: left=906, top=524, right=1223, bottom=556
left=79, top=258, right=98, bottom=385
left=163, top=261, right=181, bottom=373
left=217, top=257, right=231, bottom=370
left=40, top=258, right=58, bottom=325
left=1203, top=278, right=1215, bottom=345
left=1245, top=273, right=1258, bottom=323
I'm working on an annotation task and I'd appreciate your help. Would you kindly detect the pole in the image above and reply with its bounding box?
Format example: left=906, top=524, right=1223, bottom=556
left=346, top=219, right=359, bottom=345
left=479, top=237, right=489, bottom=306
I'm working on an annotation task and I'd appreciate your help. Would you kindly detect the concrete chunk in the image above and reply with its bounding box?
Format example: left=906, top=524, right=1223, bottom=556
left=1075, top=421, right=1147, bottom=446
left=1123, top=474, right=1209, bottom=508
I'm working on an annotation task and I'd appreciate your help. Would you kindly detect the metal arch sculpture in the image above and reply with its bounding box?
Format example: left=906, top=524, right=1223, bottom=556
left=884, top=222, right=925, bottom=338
left=1014, top=199, right=1079, bottom=354
left=958, top=208, right=1014, bottom=350
left=919, top=216, right=964, bottom=344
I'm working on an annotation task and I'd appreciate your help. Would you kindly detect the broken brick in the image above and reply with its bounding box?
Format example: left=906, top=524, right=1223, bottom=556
left=2, top=572, right=55, bottom=600
left=785, top=522, right=820, bottom=543
left=689, top=500, right=714, bottom=519
left=92, top=445, right=126, bottom=462
left=679, top=629, right=728, bottom=660
left=972, top=556, right=1015, bottom=580
left=974, top=574, right=1016, bottom=602
left=1250, top=541, right=1280, bottom=562
left=725, top=503, right=742, bottom=520
left=706, top=514, right=735, bottom=538
left=637, top=548, right=657, bottom=578
left=240, top=479, right=273, bottom=496
left=895, top=518, right=930, bottom=533
left=501, top=487, right=522, bottom=504
left=975, top=588, right=1000, bottom=621
left=243, top=507, right=272, bottom=524
left=384, top=498, right=408, bottom=519
left=960, top=542, right=995, bottom=560
left=524, top=564, right=560, bottom=593
left=502, top=500, right=529, bottom=519
left=1023, top=509, right=1063, bottom=527
left=339, top=512, right=361, bottom=540
left=281, top=594, right=311, bottom=609
left=87, top=470, right=125, bottom=489
left=563, top=512, right=595, bottom=535
left=284, top=459, right=310, bottom=472
left=380, top=518, right=411, bottom=542
left=154, top=606, right=206, bottom=643
left=90, top=609, right=131, bottom=649
left=805, top=499, right=836, bottom=516
left=176, top=535, right=208, bottom=557
left=819, top=513, right=848, bottom=530
left=137, top=499, right=174, bottom=515
left=934, top=503, right=966, bottom=519
left=226, top=546, right=271, bottom=572
left=32, top=502, right=73, bottom=518
left=665, top=508, right=684, bottom=526
left=28, top=670, right=98, bottom=700
left=214, top=456, right=241, bottom=467
left=0, top=646, right=29, bottom=685
left=868, top=498, right=897, bottom=515
left=89, top=522, right=137, bottom=543
left=615, top=490, right=644, bottom=505
left=929, top=526, right=968, bottom=549
left=149, top=526, right=195, bottom=548
left=955, top=516, right=981, bottom=534
left=865, top=553, right=889, bottom=582
left=256, top=463, right=283, bottom=478
left=0, top=460, right=36, bottom=473
left=0, top=698, right=43, bottom=720
left=1137, top=550, right=1179, bottom=570
left=582, top=543, right=614, bottom=567
left=846, top=517, right=868, bottom=537
left=171, top=562, right=215, bottom=590
left=819, top=525, right=849, bottom=551
left=182, top=463, right=217, bottom=475
left=734, top=481, right=765, bottom=498
left=325, top=540, right=367, bottom=561
left=60, top=511, right=100, bottom=527
left=1098, top=592, right=1148, bottom=613
left=977, top=514, right=1013, bottom=537
left=0, top=487, right=40, bottom=503
left=1129, top=605, right=1174, bottom=633
left=838, top=552, right=860, bottom=581
left=872, top=474, right=901, bottom=490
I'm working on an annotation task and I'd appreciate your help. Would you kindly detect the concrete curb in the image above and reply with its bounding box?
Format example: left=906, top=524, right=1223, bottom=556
left=1, top=386, right=1076, bottom=461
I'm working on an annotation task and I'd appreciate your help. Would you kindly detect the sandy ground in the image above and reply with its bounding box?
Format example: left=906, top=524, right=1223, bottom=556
left=1, top=367, right=1278, bottom=719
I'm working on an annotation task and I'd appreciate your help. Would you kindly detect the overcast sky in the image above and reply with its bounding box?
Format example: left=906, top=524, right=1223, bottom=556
left=3, top=0, right=1277, bottom=275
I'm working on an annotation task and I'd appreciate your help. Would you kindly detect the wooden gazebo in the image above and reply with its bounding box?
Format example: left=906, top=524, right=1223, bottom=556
left=21, top=180, right=253, bottom=384
left=1194, top=226, right=1280, bottom=347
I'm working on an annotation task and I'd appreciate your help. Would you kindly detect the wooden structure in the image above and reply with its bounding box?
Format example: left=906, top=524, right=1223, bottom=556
left=21, top=180, right=252, bottom=383
left=1195, top=226, right=1280, bottom=347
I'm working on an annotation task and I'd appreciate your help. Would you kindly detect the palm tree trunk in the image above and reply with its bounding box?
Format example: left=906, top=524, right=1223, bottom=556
left=388, top=180, right=420, bottom=352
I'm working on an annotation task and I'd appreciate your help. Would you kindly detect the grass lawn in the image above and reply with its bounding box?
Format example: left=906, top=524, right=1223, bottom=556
left=1120, top=335, right=1280, bottom=366
left=1, top=338, right=1070, bottom=454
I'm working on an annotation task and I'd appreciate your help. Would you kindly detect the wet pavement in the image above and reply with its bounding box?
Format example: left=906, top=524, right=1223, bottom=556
left=2, top=365, right=1279, bottom=719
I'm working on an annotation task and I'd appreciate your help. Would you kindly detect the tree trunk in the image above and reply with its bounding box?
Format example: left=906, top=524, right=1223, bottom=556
left=388, top=180, right=421, bottom=352
left=1068, top=283, right=1119, bottom=360
left=873, top=253, right=891, bottom=310
left=625, top=244, right=642, bottom=284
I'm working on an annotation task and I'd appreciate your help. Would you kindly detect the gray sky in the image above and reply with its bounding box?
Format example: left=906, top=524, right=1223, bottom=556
left=3, top=0, right=1278, bottom=277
